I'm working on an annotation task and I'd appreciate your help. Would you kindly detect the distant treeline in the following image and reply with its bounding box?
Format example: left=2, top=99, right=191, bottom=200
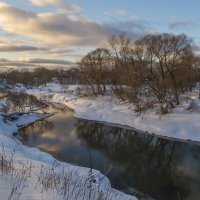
left=0, top=67, right=77, bottom=86
left=76, top=33, right=200, bottom=114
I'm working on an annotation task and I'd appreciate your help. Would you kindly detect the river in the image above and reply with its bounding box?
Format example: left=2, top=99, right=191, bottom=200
left=16, top=108, right=200, bottom=200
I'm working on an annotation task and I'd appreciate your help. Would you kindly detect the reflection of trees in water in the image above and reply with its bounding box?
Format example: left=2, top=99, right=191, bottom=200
left=75, top=120, right=192, bottom=200
left=18, top=117, right=200, bottom=200
left=19, top=120, right=54, bottom=142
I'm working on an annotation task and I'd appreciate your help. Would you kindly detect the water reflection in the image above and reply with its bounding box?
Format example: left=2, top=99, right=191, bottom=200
left=17, top=110, right=200, bottom=200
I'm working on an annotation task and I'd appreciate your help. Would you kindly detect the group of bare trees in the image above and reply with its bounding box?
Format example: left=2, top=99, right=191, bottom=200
left=77, top=33, right=199, bottom=114
left=0, top=68, right=56, bottom=86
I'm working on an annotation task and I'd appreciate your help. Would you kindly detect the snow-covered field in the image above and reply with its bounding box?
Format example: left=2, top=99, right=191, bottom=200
left=0, top=108, right=136, bottom=199
left=27, top=83, right=200, bottom=143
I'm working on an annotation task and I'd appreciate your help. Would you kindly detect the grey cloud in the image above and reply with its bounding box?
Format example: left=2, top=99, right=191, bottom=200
left=0, top=43, right=75, bottom=55
left=20, top=58, right=74, bottom=65
left=0, top=60, right=43, bottom=68
left=0, top=57, right=74, bottom=69
left=0, top=45, right=47, bottom=52
left=0, top=58, right=9, bottom=62
left=169, top=20, right=193, bottom=29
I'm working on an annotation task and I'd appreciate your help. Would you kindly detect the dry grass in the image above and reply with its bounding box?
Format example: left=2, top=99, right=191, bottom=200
left=0, top=146, right=124, bottom=200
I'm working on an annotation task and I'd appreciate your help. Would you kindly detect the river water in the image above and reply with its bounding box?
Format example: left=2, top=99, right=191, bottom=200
left=16, top=109, right=200, bottom=200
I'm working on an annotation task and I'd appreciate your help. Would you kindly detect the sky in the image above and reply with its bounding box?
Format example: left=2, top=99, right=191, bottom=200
left=0, top=0, right=199, bottom=70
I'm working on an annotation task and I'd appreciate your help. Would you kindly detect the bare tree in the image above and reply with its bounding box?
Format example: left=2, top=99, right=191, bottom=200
left=77, top=48, right=110, bottom=96
left=108, top=35, right=143, bottom=102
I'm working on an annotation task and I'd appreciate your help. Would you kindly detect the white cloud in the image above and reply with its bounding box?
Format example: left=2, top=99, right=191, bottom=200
left=0, top=3, right=147, bottom=47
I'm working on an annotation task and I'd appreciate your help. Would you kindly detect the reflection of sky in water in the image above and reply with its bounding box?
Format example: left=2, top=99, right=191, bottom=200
left=17, top=109, right=200, bottom=200
left=19, top=109, right=110, bottom=168
left=27, top=110, right=79, bottom=153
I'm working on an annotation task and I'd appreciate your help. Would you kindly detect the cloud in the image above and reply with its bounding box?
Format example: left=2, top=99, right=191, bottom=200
left=108, top=18, right=148, bottom=35
left=0, top=42, right=75, bottom=57
left=116, top=9, right=128, bottom=17
left=104, top=9, right=129, bottom=17
left=0, top=58, right=9, bottom=62
left=169, top=19, right=193, bottom=29
left=0, top=3, right=147, bottom=47
left=0, top=2, right=36, bottom=19
left=0, top=44, right=46, bottom=52
left=29, top=0, right=62, bottom=7
left=0, top=57, right=74, bottom=69
left=18, top=57, right=73, bottom=65
left=104, top=11, right=112, bottom=16
left=0, top=2, right=154, bottom=70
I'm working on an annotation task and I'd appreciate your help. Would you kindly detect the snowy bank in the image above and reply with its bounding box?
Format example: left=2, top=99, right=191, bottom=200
left=27, top=83, right=200, bottom=143
left=0, top=108, right=136, bottom=199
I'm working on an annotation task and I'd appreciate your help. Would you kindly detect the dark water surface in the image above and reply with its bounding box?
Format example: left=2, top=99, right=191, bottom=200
left=17, top=109, right=200, bottom=200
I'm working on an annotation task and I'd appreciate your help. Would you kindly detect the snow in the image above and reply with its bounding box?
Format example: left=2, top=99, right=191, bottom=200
left=27, top=83, right=200, bottom=143
left=13, top=83, right=27, bottom=93
left=0, top=106, right=136, bottom=199
left=4, top=81, right=200, bottom=199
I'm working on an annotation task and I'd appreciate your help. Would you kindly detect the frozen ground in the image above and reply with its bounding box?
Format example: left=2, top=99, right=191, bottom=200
left=0, top=110, right=136, bottom=200
left=27, top=83, right=200, bottom=143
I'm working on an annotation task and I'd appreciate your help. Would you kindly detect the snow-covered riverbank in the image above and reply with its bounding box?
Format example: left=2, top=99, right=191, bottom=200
left=0, top=110, right=136, bottom=200
left=26, top=83, right=200, bottom=143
